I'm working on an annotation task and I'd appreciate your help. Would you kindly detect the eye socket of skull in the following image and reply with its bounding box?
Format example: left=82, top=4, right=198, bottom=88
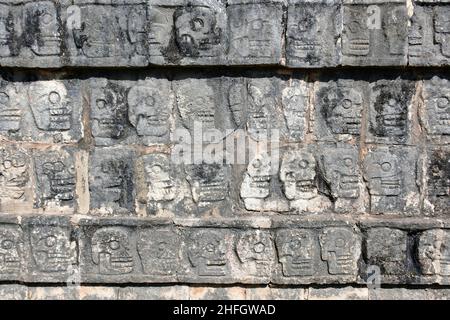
left=96, top=99, right=107, bottom=109
left=48, top=91, right=61, bottom=105
left=251, top=19, right=264, bottom=30
left=299, top=159, right=309, bottom=169
left=380, top=162, right=392, bottom=172
left=0, top=92, right=9, bottom=105
left=40, top=235, right=57, bottom=248
left=437, top=97, right=450, bottom=109
left=334, top=237, right=346, bottom=248
left=108, top=240, right=120, bottom=250
left=1, top=239, right=14, bottom=250
left=342, top=99, right=353, bottom=109
left=252, top=241, right=266, bottom=254
left=348, top=21, right=362, bottom=33
left=343, top=157, right=354, bottom=167
left=40, top=12, right=52, bottom=26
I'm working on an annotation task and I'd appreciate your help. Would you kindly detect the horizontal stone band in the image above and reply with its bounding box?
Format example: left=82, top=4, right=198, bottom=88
left=0, top=0, right=449, bottom=67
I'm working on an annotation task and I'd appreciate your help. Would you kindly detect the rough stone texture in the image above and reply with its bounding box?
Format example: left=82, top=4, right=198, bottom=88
left=0, top=1, right=449, bottom=300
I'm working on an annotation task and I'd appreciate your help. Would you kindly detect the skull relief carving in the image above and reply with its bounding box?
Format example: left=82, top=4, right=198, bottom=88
left=144, top=154, right=176, bottom=203
left=91, top=228, right=134, bottom=275
left=0, top=84, right=21, bottom=132
left=41, top=159, right=75, bottom=202
left=0, top=226, right=21, bottom=274
left=28, top=81, right=72, bottom=132
left=0, top=4, right=12, bottom=58
left=0, top=148, right=29, bottom=200
left=174, top=6, right=221, bottom=57
left=241, top=153, right=272, bottom=210
left=282, top=85, right=308, bottom=141
left=419, top=229, right=450, bottom=277
left=343, top=7, right=370, bottom=56
left=319, top=227, right=360, bottom=275
left=128, top=85, right=170, bottom=140
left=280, top=150, right=317, bottom=201
left=435, top=8, right=450, bottom=58
left=364, top=150, right=402, bottom=196
left=24, top=1, right=62, bottom=56
left=137, top=228, right=180, bottom=276
left=276, top=229, right=316, bottom=277
left=30, top=226, right=75, bottom=273
left=236, top=230, right=275, bottom=277
left=187, top=230, right=228, bottom=277
left=186, top=162, right=227, bottom=206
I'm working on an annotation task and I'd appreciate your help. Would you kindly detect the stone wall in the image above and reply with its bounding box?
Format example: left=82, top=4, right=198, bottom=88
left=0, top=0, right=449, bottom=300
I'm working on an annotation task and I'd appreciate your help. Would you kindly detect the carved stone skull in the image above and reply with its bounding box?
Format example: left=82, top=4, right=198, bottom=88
left=276, top=229, right=315, bottom=277
left=236, top=230, right=274, bottom=276
left=319, top=227, right=359, bottom=275
left=143, top=154, right=176, bottom=202
left=343, top=7, right=370, bottom=56
left=321, top=149, right=360, bottom=200
left=383, top=7, right=408, bottom=55
left=91, top=228, right=134, bottom=275
left=128, top=85, right=170, bottom=138
left=30, top=226, right=74, bottom=272
left=364, top=150, right=402, bottom=196
left=0, top=226, right=21, bottom=274
left=280, top=150, right=317, bottom=200
left=419, top=229, right=450, bottom=276
left=42, top=160, right=75, bottom=202
left=435, top=8, right=450, bottom=58
left=92, top=85, right=125, bottom=140
left=0, top=4, right=12, bottom=57
left=0, top=148, right=29, bottom=200
left=0, top=84, right=21, bottom=132
left=187, top=230, right=228, bottom=277
left=28, top=81, right=72, bottom=132
left=25, top=1, right=61, bottom=56
left=177, top=81, right=215, bottom=131
left=174, top=6, right=221, bottom=57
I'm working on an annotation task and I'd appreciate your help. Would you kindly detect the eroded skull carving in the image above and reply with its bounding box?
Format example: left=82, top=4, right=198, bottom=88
left=73, top=7, right=119, bottom=58
left=364, top=149, right=402, bottom=196
left=427, top=150, right=449, bottom=199
left=280, top=150, right=317, bottom=201
left=0, top=226, right=21, bottom=274
left=0, top=148, right=29, bottom=200
left=282, top=84, right=308, bottom=141
left=408, top=8, right=425, bottom=57
left=91, top=83, right=126, bottom=141
left=287, top=6, right=321, bottom=59
left=276, top=229, right=316, bottom=277
left=41, top=159, right=75, bottom=202
left=0, top=83, right=21, bottom=132
left=91, top=228, right=134, bottom=275
left=174, top=6, right=221, bottom=57
left=30, top=226, right=75, bottom=272
left=28, top=81, right=72, bottom=132
left=137, top=228, right=180, bottom=276
left=186, top=162, right=227, bottom=206
left=240, top=153, right=271, bottom=210
left=176, top=80, right=215, bottom=131
left=236, top=230, right=275, bottom=276
left=424, top=77, right=450, bottom=135
left=343, top=7, right=370, bottom=56
left=383, top=7, right=408, bottom=55
left=435, top=8, right=450, bottom=58
left=143, top=154, right=176, bottom=202
left=319, top=227, right=360, bottom=275
left=320, top=148, right=360, bottom=200
left=230, top=6, right=273, bottom=58
left=321, top=82, right=363, bottom=135
left=372, top=82, right=411, bottom=138
left=367, top=228, right=407, bottom=275
left=90, top=158, right=130, bottom=208
left=24, top=1, right=61, bottom=56
left=187, top=229, right=228, bottom=277
left=128, top=85, right=170, bottom=140
left=0, top=4, right=12, bottom=58
left=148, top=8, right=172, bottom=56
left=247, top=83, right=270, bottom=141
left=418, top=229, right=450, bottom=276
